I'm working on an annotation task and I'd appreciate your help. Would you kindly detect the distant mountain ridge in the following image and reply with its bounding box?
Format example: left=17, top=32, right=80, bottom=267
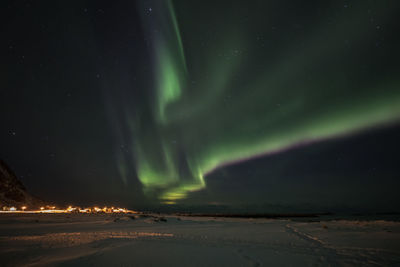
left=0, top=159, right=44, bottom=209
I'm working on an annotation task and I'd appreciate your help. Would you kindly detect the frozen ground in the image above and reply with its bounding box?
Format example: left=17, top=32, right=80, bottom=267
left=0, top=214, right=399, bottom=266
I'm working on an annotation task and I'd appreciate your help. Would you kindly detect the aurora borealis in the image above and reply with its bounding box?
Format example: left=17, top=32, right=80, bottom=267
left=1, top=0, right=400, bottom=210
left=112, top=0, right=400, bottom=203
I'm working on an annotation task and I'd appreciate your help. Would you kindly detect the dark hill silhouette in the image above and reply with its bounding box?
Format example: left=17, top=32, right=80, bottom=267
left=0, top=159, right=45, bottom=209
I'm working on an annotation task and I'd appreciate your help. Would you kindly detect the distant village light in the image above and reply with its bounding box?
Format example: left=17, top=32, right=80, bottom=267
left=0, top=205, right=135, bottom=214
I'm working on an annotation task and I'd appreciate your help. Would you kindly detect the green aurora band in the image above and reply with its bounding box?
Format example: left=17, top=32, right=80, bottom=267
left=122, top=1, right=400, bottom=203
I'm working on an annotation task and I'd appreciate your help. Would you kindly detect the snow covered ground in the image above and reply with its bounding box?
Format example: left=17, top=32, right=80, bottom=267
left=0, top=214, right=399, bottom=266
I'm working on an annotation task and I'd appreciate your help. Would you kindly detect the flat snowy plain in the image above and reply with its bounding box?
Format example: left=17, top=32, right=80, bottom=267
left=0, top=213, right=399, bottom=266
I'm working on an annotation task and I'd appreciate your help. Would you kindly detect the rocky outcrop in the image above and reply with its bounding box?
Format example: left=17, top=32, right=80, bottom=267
left=0, top=159, right=45, bottom=209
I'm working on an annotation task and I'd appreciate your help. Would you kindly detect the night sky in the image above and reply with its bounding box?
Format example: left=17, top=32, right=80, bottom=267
left=1, top=0, right=400, bottom=212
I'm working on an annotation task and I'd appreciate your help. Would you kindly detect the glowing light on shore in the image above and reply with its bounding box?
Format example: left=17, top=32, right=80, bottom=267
left=0, top=205, right=136, bottom=214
